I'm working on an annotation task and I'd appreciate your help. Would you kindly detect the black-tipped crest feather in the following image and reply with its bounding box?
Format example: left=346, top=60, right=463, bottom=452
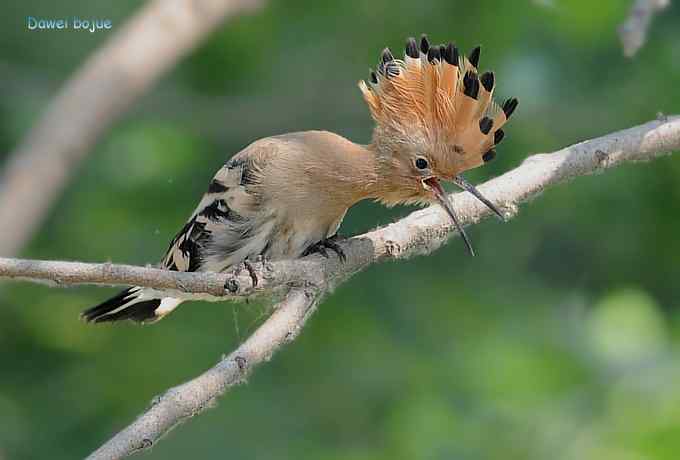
left=420, top=34, right=430, bottom=54
left=463, top=71, right=480, bottom=99
left=405, top=37, right=419, bottom=58
left=468, top=46, right=481, bottom=67
left=503, top=98, right=519, bottom=118
left=381, top=48, right=394, bottom=63
left=479, top=117, right=493, bottom=135
left=443, top=42, right=458, bottom=65
left=494, top=129, right=505, bottom=145
left=427, top=47, right=440, bottom=62
left=480, top=72, right=495, bottom=91
left=358, top=34, right=519, bottom=189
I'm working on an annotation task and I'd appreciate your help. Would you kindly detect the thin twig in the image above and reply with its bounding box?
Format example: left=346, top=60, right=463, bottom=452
left=619, top=0, right=670, bottom=57
left=0, top=0, right=263, bottom=257
left=0, top=116, right=679, bottom=458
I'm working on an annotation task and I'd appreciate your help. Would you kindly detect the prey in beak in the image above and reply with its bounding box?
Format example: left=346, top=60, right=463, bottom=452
left=423, top=176, right=504, bottom=256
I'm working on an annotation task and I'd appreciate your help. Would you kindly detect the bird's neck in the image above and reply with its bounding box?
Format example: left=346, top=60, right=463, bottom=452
left=306, top=138, right=372, bottom=205
left=319, top=136, right=405, bottom=207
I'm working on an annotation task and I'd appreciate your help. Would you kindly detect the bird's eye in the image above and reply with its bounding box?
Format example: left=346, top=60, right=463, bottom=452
left=415, top=157, right=429, bottom=170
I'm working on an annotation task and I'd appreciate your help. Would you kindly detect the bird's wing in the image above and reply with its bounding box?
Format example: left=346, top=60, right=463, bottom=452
left=82, top=145, right=275, bottom=324
left=161, top=149, right=269, bottom=273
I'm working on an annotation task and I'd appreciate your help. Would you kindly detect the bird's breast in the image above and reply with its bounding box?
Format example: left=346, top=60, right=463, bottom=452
left=263, top=209, right=347, bottom=260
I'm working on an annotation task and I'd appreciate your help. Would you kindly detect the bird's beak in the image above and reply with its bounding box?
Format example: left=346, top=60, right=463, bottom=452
left=423, top=177, right=476, bottom=256
left=452, top=175, right=505, bottom=221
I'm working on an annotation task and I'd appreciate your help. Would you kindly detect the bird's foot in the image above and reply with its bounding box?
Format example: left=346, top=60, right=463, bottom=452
left=238, top=260, right=259, bottom=287
left=303, top=236, right=346, bottom=262
left=254, top=254, right=274, bottom=277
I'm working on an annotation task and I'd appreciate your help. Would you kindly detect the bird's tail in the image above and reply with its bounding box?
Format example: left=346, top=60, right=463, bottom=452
left=81, top=287, right=182, bottom=324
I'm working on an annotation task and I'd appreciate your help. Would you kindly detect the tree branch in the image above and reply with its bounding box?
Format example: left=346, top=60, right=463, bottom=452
left=618, top=0, right=670, bottom=57
left=0, top=0, right=263, bottom=257
left=0, top=257, right=291, bottom=300
left=0, top=115, right=679, bottom=458
left=85, top=288, right=319, bottom=460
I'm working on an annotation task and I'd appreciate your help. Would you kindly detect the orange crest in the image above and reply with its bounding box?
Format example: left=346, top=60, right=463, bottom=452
left=359, top=35, right=518, bottom=177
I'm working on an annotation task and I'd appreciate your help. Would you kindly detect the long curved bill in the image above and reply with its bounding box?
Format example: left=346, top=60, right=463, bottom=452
left=424, top=177, right=476, bottom=256
left=452, top=175, right=505, bottom=221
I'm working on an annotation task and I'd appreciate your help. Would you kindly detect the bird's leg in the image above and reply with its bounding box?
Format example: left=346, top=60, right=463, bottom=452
left=303, top=235, right=346, bottom=262
left=240, top=259, right=259, bottom=287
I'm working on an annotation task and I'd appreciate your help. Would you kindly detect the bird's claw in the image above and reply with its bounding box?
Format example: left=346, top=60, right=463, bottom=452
left=323, top=239, right=346, bottom=262
left=239, top=260, right=259, bottom=287
left=303, top=237, right=346, bottom=262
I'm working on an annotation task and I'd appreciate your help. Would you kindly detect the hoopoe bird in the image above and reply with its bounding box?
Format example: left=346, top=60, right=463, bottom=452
left=82, top=35, right=518, bottom=323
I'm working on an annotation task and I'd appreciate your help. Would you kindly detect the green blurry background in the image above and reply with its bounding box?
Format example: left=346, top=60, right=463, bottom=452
left=1, top=1, right=680, bottom=459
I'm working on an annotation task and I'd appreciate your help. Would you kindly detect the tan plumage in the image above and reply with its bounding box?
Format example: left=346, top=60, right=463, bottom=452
left=82, top=34, right=518, bottom=324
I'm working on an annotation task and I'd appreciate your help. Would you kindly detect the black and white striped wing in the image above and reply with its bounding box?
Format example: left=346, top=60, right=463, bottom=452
left=161, top=155, right=262, bottom=273
left=82, top=151, right=268, bottom=324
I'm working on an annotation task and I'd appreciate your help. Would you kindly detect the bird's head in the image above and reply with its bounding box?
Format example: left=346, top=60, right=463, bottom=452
left=359, top=35, right=519, bottom=255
